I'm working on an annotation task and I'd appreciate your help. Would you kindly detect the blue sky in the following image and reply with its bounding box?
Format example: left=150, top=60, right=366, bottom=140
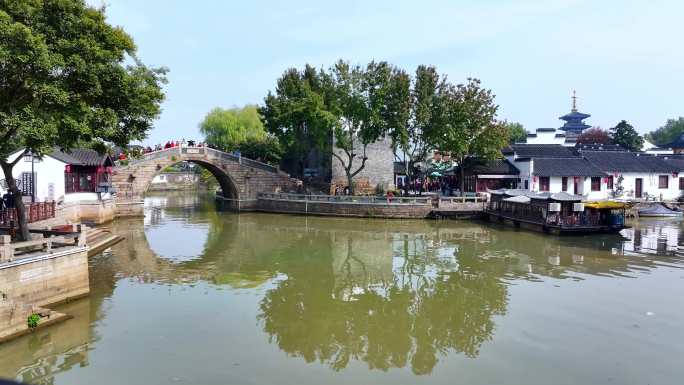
left=93, top=0, right=684, bottom=145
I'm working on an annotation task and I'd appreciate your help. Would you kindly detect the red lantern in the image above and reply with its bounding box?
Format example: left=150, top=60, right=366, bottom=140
left=65, top=164, right=71, bottom=173
left=97, top=166, right=104, bottom=174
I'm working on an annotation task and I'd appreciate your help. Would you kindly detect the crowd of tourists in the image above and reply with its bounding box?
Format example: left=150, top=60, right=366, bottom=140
left=117, top=139, right=211, bottom=161
left=142, top=139, right=208, bottom=153
left=397, top=176, right=460, bottom=196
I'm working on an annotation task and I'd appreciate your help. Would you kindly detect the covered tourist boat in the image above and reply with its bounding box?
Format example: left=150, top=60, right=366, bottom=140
left=483, top=189, right=628, bottom=235
left=637, top=203, right=683, bottom=218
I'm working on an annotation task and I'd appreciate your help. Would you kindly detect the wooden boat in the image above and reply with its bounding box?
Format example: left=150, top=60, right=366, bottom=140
left=638, top=203, right=683, bottom=217
left=482, top=189, right=628, bottom=235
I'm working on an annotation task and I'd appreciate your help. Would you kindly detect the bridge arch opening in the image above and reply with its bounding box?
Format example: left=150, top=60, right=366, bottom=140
left=144, top=160, right=240, bottom=201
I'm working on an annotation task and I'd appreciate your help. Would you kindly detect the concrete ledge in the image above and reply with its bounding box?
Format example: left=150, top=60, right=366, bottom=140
left=0, top=310, right=72, bottom=344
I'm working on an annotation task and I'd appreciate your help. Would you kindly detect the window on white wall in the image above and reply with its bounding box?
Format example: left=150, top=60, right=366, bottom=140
left=659, top=175, right=669, bottom=189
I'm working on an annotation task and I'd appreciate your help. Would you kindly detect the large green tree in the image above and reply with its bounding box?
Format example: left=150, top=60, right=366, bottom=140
left=646, top=117, right=684, bottom=146
left=328, top=60, right=403, bottom=194
left=199, top=105, right=266, bottom=151
left=431, top=78, right=508, bottom=195
left=0, top=0, right=166, bottom=240
left=504, top=121, right=526, bottom=144
left=395, top=65, right=443, bottom=192
left=610, top=120, right=643, bottom=152
left=261, top=61, right=408, bottom=194
left=237, top=136, right=283, bottom=166
left=259, top=65, right=336, bottom=183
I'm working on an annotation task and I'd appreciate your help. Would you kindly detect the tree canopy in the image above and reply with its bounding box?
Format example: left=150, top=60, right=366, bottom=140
left=261, top=60, right=408, bottom=194
left=394, top=65, right=444, bottom=187
left=610, top=120, right=643, bottom=152
left=259, top=65, right=337, bottom=181
left=504, top=122, right=527, bottom=144
left=646, top=117, right=684, bottom=146
left=576, top=127, right=612, bottom=145
left=199, top=105, right=267, bottom=151
left=0, top=0, right=167, bottom=240
left=431, top=78, right=507, bottom=194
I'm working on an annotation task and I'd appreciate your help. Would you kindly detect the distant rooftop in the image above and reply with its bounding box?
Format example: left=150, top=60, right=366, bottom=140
left=532, top=157, right=606, bottom=177
left=503, top=144, right=577, bottom=159
left=581, top=151, right=677, bottom=173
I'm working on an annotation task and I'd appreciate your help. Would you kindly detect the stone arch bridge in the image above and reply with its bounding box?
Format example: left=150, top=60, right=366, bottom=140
left=111, top=146, right=297, bottom=216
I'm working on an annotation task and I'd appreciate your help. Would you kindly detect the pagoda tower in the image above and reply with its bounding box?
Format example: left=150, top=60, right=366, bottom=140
left=558, top=90, right=591, bottom=135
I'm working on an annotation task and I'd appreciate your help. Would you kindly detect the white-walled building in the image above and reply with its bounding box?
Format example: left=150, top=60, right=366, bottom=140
left=579, top=150, right=681, bottom=201
left=502, top=144, right=684, bottom=201
left=525, top=128, right=573, bottom=146
left=503, top=144, right=608, bottom=200
left=0, top=148, right=114, bottom=204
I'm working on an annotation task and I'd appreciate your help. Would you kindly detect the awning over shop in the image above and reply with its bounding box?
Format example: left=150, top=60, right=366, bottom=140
left=583, top=201, right=626, bottom=209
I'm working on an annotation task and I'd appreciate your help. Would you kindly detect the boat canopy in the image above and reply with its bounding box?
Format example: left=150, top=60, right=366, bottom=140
left=584, top=201, right=626, bottom=209
left=503, top=195, right=531, bottom=204
left=489, top=189, right=582, bottom=202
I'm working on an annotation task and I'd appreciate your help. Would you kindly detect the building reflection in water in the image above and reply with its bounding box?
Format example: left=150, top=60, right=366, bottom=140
left=2, top=193, right=683, bottom=381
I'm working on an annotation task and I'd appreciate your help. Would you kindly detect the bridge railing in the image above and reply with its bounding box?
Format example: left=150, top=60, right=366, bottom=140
left=118, top=146, right=279, bottom=174
left=239, top=157, right=279, bottom=173
left=258, top=192, right=432, bottom=205
left=122, top=147, right=181, bottom=166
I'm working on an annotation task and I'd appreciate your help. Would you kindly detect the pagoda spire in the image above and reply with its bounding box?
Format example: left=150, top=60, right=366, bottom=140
left=559, top=90, right=591, bottom=135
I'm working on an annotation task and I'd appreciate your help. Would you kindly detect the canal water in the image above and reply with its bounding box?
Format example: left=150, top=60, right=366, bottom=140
left=1, top=192, right=683, bottom=385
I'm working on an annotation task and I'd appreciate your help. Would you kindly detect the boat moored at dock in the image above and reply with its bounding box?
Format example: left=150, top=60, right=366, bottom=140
left=483, top=189, right=628, bottom=235
left=637, top=203, right=683, bottom=218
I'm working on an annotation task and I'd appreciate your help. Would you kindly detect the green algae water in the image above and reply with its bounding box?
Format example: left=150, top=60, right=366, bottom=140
left=1, top=192, right=683, bottom=385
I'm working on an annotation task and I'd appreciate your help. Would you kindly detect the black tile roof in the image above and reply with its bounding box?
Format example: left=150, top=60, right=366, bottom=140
left=659, top=155, right=684, bottom=171
left=582, top=151, right=677, bottom=173
left=576, top=144, right=627, bottom=152
left=51, top=148, right=114, bottom=167
left=533, top=157, right=606, bottom=177
left=461, top=158, right=519, bottom=175
left=505, top=144, right=577, bottom=158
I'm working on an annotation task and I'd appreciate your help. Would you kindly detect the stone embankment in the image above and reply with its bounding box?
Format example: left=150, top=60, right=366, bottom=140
left=0, top=227, right=89, bottom=343
left=246, top=193, right=485, bottom=219
left=0, top=225, right=123, bottom=343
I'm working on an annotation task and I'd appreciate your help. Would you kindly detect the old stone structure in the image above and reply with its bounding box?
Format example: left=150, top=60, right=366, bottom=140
left=331, top=137, right=395, bottom=194
left=112, top=146, right=297, bottom=216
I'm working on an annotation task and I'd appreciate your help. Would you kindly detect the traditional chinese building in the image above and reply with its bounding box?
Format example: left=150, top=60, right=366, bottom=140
left=559, top=90, right=591, bottom=136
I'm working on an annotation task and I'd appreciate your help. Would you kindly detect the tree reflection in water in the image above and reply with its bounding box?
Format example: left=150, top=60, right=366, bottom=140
left=258, top=228, right=509, bottom=375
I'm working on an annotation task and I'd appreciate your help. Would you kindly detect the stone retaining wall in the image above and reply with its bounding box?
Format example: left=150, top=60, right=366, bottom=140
left=256, top=197, right=433, bottom=219
left=0, top=247, right=89, bottom=341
